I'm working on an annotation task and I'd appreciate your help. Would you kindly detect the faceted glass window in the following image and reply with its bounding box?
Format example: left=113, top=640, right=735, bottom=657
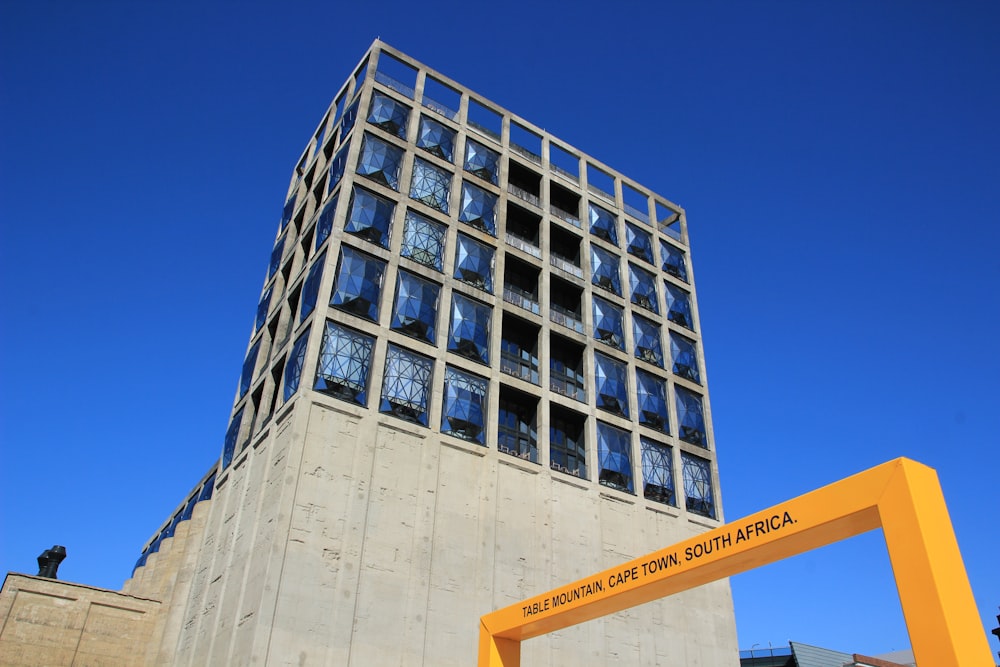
left=329, top=144, right=349, bottom=190
left=339, top=98, right=360, bottom=141
left=550, top=406, right=586, bottom=478
left=222, top=407, right=244, bottom=469
left=661, top=240, right=688, bottom=282
left=594, top=352, right=629, bottom=417
left=597, top=421, right=633, bottom=493
left=464, top=139, right=499, bottom=184
left=239, top=340, right=260, bottom=398
left=665, top=283, right=694, bottom=330
left=390, top=270, right=440, bottom=343
left=356, top=133, right=403, bottom=190
left=641, top=438, right=675, bottom=506
left=453, top=234, right=494, bottom=292
left=255, top=284, right=273, bottom=333
left=675, top=386, right=707, bottom=448
left=283, top=326, right=312, bottom=402
left=299, top=252, right=325, bottom=322
left=441, top=366, right=488, bottom=444
left=367, top=92, right=410, bottom=139
left=590, top=245, right=621, bottom=295
left=380, top=345, right=433, bottom=425
left=588, top=203, right=618, bottom=245
left=629, top=263, right=659, bottom=313
left=592, top=296, right=625, bottom=350
left=416, top=115, right=455, bottom=161
left=636, top=370, right=669, bottom=433
left=626, top=222, right=654, bottom=263
left=409, top=157, right=451, bottom=212
left=330, top=246, right=386, bottom=321
left=345, top=186, right=394, bottom=247
left=448, top=293, right=491, bottom=364
left=458, top=181, right=497, bottom=236
left=280, top=193, right=297, bottom=232
left=670, top=332, right=701, bottom=383
left=632, top=314, right=664, bottom=367
left=314, top=194, right=338, bottom=251
left=682, top=452, right=715, bottom=518
left=313, top=321, right=374, bottom=406
left=401, top=210, right=446, bottom=271
left=498, top=390, right=537, bottom=462
left=268, top=236, right=286, bottom=280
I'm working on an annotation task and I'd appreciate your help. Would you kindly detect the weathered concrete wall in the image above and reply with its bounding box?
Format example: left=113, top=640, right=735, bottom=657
left=167, top=395, right=739, bottom=665
left=0, top=573, right=160, bottom=666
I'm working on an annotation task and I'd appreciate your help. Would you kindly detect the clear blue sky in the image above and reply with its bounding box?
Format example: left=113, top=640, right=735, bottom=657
left=2, top=0, right=997, bottom=657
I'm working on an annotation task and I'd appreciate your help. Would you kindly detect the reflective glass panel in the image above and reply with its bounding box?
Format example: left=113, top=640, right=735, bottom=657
left=283, top=327, right=312, bottom=402
left=594, top=352, right=629, bottom=417
left=222, top=407, right=244, bottom=469
left=380, top=345, right=433, bottom=425
left=390, top=270, right=440, bottom=343
left=345, top=186, right=394, bottom=247
left=401, top=210, right=446, bottom=270
left=675, top=386, right=707, bottom=447
left=314, top=194, right=338, bottom=251
left=641, top=438, right=674, bottom=505
left=239, top=341, right=260, bottom=398
left=416, top=115, right=455, bottom=161
left=313, top=321, right=374, bottom=406
left=589, top=203, right=618, bottom=245
left=665, top=283, right=694, bottom=330
left=464, top=139, right=499, bottom=184
left=626, top=222, right=653, bottom=263
left=661, top=240, right=688, bottom=282
left=255, top=284, right=273, bottom=333
left=440, top=366, right=488, bottom=444
left=592, top=296, right=625, bottom=350
left=632, top=314, right=664, bottom=367
left=299, top=252, right=326, bottom=322
left=367, top=92, right=410, bottom=138
left=682, top=452, right=714, bottom=518
left=453, top=234, right=494, bottom=292
left=458, top=181, right=497, bottom=236
left=636, top=369, right=669, bottom=433
left=670, top=332, right=701, bottom=383
left=448, top=293, right=491, bottom=364
left=591, top=245, right=621, bottom=295
left=597, top=421, right=633, bottom=493
left=409, top=158, right=451, bottom=212
left=330, top=247, right=385, bottom=321
left=356, top=133, right=403, bottom=190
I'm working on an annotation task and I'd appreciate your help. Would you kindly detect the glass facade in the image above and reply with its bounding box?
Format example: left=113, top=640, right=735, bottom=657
left=314, top=321, right=374, bottom=405
left=218, top=44, right=719, bottom=529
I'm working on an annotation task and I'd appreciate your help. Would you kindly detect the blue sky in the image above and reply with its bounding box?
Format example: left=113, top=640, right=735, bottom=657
left=1, top=0, right=997, bottom=657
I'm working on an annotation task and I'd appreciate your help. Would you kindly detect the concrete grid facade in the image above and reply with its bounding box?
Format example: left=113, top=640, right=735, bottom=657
left=121, top=40, right=738, bottom=665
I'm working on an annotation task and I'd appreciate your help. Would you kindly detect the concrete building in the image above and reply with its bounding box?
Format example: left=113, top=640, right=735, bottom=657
left=3, top=40, right=738, bottom=665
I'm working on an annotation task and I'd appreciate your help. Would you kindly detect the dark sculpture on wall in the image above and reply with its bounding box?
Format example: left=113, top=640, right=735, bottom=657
left=36, top=545, right=66, bottom=579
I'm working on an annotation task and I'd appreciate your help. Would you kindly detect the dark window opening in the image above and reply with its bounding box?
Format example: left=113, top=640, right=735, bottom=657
left=549, top=334, right=584, bottom=402
left=550, top=181, right=581, bottom=227
left=549, top=277, right=583, bottom=333
left=550, top=405, right=586, bottom=478
left=500, top=314, right=539, bottom=385
left=507, top=160, right=541, bottom=207
left=498, top=386, right=538, bottom=463
left=505, top=203, right=540, bottom=250
left=503, top=256, right=539, bottom=315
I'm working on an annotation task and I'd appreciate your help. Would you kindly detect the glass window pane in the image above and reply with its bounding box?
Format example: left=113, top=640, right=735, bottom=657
left=401, top=210, right=446, bottom=271
left=440, top=366, right=488, bottom=444
left=589, top=203, right=618, bottom=245
left=682, top=452, right=714, bottom=518
left=345, top=186, right=395, bottom=248
left=330, top=246, right=386, bottom=321
left=239, top=341, right=260, bottom=398
left=379, top=345, right=433, bottom=425
left=591, top=246, right=621, bottom=295
left=367, top=92, right=410, bottom=138
left=283, top=327, right=312, bottom=402
left=463, top=139, right=499, bottom=184
left=626, top=222, right=654, bottom=263
left=313, top=321, right=374, bottom=406
left=636, top=369, right=669, bottom=433
left=669, top=332, right=701, bottom=383
left=641, top=438, right=675, bottom=505
left=299, top=252, right=326, bottom=322
left=665, top=283, right=694, bottom=330
left=629, top=263, right=659, bottom=313
left=448, top=293, right=491, bottom=364
left=458, top=181, right=497, bottom=236
left=632, top=314, right=664, bottom=367
left=592, top=296, right=625, bottom=350
left=675, top=386, right=707, bottom=448
left=594, top=352, right=629, bottom=417
left=390, top=270, right=440, bottom=343
left=416, top=115, right=455, bottom=161
left=409, top=158, right=451, bottom=212
left=597, top=421, right=633, bottom=493
left=356, top=133, right=403, bottom=190
left=453, top=234, right=494, bottom=293
left=661, top=240, right=688, bottom=282
left=314, top=193, right=339, bottom=252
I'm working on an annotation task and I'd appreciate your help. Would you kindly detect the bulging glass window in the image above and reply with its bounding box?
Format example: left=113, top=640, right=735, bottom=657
left=597, top=422, right=633, bottom=493
left=594, top=352, right=629, bottom=417
left=313, top=321, right=374, bottom=406
left=440, top=366, right=488, bottom=444
left=665, top=282, right=694, bottom=330
left=635, top=370, right=669, bottom=433
left=626, top=222, right=654, bottom=263
left=409, top=157, right=451, bottom=212
left=314, top=194, right=338, bottom=252
left=682, top=452, right=714, bottom=518
left=367, top=92, right=410, bottom=139
left=416, top=115, right=455, bottom=161
left=670, top=332, right=701, bottom=383
left=345, top=186, right=395, bottom=248
left=591, top=245, right=621, bottom=295
left=448, top=293, right=491, bottom=364
left=390, top=270, right=440, bottom=343
left=453, top=234, right=494, bottom=293
left=299, top=252, right=326, bottom=322
left=283, top=327, right=312, bottom=402
left=592, top=296, right=625, bottom=350
left=632, top=314, right=663, bottom=367
left=255, top=285, right=273, bottom=333
left=589, top=203, right=619, bottom=245
left=356, top=133, right=403, bottom=190
left=380, top=345, right=434, bottom=426
left=464, top=139, right=499, bottom=184
left=675, top=386, right=707, bottom=447
left=239, top=341, right=260, bottom=398
left=629, top=263, right=659, bottom=313
left=641, top=438, right=674, bottom=506
left=401, top=210, right=446, bottom=271
left=222, top=407, right=245, bottom=469
left=330, top=246, right=386, bottom=321
left=661, top=240, right=688, bottom=282
left=458, top=181, right=497, bottom=236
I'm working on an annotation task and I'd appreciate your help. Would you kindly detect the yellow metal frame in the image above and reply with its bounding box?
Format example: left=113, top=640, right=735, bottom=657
left=477, top=458, right=991, bottom=666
